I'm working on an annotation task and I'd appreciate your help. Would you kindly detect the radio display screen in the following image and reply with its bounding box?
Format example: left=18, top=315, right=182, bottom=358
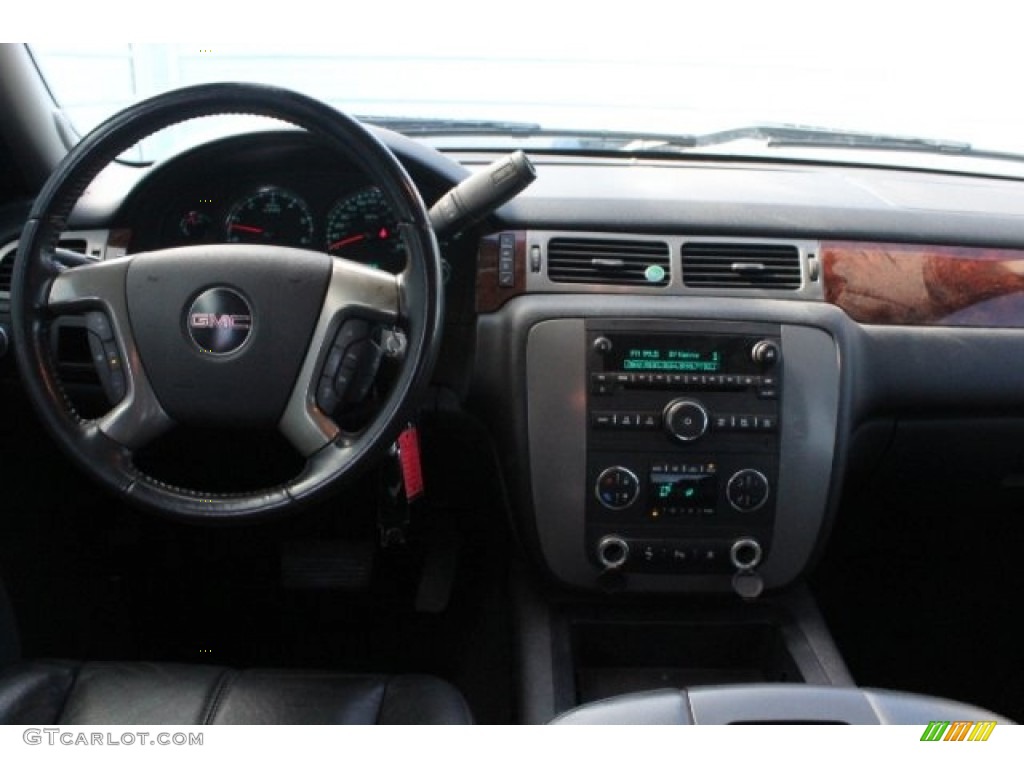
left=621, top=347, right=722, bottom=372
left=607, top=334, right=752, bottom=373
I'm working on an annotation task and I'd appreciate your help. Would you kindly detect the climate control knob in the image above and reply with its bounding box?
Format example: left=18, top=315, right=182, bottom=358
left=594, top=466, right=640, bottom=510
left=663, top=399, right=709, bottom=442
left=726, top=469, right=770, bottom=512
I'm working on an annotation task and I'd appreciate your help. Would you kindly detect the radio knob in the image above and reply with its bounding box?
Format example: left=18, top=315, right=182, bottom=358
left=726, top=469, right=770, bottom=512
left=751, top=339, right=781, bottom=367
left=663, top=399, right=709, bottom=442
left=596, top=535, right=630, bottom=570
left=593, top=336, right=613, bottom=354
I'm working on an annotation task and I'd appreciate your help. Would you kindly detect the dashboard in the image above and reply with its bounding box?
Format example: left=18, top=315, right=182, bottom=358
left=9, top=126, right=1024, bottom=598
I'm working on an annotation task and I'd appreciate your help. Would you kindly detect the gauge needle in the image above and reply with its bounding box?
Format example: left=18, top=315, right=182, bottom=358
left=329, top=234, right=367, bottom=251
left=229, top=223, right=264, bottom=234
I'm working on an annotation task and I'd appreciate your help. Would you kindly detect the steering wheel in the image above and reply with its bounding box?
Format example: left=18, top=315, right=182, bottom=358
left=10, top=83, right=443, bottom=521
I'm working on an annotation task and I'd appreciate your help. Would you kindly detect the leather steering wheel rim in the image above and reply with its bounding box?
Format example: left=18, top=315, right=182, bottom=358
left=10, top=83, right=443, bottom=522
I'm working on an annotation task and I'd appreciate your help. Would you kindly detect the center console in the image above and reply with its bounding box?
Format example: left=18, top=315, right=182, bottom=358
left=585, top=320, right=781, bottom=577
left=523, top=314, right=840, bottom=593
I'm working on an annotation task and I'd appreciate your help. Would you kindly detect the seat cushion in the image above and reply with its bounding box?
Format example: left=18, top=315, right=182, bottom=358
left=0, top=660, right=472, bottom=724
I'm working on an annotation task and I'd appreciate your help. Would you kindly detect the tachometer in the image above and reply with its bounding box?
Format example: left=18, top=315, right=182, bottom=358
left=325, top=186, right=405, bottom=272
left=225, top=187, right=314, bottom=247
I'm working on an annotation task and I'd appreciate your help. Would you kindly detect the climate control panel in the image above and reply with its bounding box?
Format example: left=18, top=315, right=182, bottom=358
left=585, top=320, right=781, bottom=576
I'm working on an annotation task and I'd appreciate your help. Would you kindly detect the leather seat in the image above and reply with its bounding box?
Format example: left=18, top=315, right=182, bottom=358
left=0, top=660, right=473, bottom=724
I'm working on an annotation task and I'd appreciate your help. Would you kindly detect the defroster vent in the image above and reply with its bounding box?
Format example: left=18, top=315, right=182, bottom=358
left=547, top=237, right=670, bottom=286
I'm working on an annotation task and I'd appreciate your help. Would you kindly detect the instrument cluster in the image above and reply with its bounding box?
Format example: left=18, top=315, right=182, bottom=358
left=165, top=181, right=406, bottom=273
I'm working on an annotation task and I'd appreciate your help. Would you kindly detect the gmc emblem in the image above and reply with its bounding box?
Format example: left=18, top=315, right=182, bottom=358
left=186, top=288, right=253, bottom=354
left=189, top=313, right=252, bottom=330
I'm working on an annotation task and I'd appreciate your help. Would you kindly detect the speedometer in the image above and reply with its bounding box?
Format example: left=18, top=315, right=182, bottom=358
left=225, top=187, right=314, bottom=247
left=325, top=186, right=405, bottom=272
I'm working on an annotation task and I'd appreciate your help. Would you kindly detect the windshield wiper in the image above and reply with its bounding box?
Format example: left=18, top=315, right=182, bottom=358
left=358, top=116, right=698, bottom=149
left=689, top=124, right=973, bottom=154
left=358, top=116, right=544, bottom=136
left=359, top=117, right=1024, bottom=164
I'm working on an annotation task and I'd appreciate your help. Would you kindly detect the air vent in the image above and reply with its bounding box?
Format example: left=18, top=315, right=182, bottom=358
left=0, top=238, right=92, bottom=294
left=59, top=239, right=88, bottom=255
left=0, top=244, right=16, bottom=294
left=682, top=242, right=801, bottom=289
left=547, top=237, right=670, bottom=286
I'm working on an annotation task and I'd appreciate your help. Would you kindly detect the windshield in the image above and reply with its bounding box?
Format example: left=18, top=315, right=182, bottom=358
left=26, top=16, right=1024, bottom=174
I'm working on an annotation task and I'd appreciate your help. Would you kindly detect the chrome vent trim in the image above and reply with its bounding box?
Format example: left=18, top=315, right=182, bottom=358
left=547, top=237, right=670, bottom=286
left=682, top=242, right=801, bottom=289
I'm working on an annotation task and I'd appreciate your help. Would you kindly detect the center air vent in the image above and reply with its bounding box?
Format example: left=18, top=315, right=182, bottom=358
left=682, top=242, right=801, bottom=289
left=547, top=237, right=670, bottom=286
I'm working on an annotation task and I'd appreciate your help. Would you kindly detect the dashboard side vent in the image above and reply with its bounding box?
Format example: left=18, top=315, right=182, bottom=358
left=547, top=237, right=671, bottom=286
left=0, top=238, right=92, bottom=294
left=0, top=243, right=16, bottom=294
left=59, top=239, right=88, bottom=256
left=682, top=242, right=802, bottom=289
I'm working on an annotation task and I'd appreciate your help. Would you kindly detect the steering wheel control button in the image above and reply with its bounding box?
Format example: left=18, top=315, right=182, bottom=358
left=751, top=339, right=781, bottom=367
left=663, top=398, right=709, bottom=442
left=85, top=310, right=114, bottom=341
left=726, top=469, right=770, bottom=512
left=316, top=318, right=383, bottom=412
left=84, top=312, right=127, bottom=405
left=186, top=288, right=253, bottom=355
left=595, top=466, right=640, bottom=510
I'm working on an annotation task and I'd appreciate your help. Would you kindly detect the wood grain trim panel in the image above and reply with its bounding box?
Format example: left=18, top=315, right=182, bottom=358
left=475, top=231, right=527, bottom=313
left=823, top=240, right=1024, bottom=327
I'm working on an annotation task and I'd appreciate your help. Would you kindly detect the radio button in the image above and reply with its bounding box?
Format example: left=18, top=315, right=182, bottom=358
left=759, top=415, right=778, bottom=431
left=592, top=412, right=615, bottom=428
left=640, top=412, right=660, bottom=429
left=663, top=399, right=710, bottom=442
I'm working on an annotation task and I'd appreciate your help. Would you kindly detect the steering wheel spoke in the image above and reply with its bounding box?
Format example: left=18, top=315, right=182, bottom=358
left=47, top=257, right=175, bottom=450
left=279, top=257, right=400, bottom=456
